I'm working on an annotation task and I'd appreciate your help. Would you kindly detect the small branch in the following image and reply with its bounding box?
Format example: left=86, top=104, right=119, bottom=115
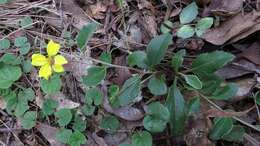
left=198, top=92, right=260, bottom=133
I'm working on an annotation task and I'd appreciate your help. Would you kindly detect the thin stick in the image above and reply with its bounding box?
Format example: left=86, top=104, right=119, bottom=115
left=199, top=92, right=260, bottom=133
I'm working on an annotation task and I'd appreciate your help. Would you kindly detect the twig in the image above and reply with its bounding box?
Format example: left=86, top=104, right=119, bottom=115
left=60, top=51, right=151, bottom=74
left=0, top=21, right=40, bottom=41
left=198, top=92, right=260, bottom=133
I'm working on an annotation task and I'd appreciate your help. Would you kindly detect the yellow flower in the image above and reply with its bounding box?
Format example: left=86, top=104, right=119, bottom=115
left=31, top=40, right=68, bottom=80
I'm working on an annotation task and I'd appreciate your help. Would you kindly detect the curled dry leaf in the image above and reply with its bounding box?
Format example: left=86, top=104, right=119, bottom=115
left=64, top=53, right=93, bottom=81
left=0, top=97, right=6, bottom=109
left=89, top=1, right=107, bottom=19
left=104, top=132, right=128, bottom=146
left=36, top=123, right=63, bottom=146
left=207, top=0, right=243, bottom=16
left=92, top=132, right=108, bottom=146
left=102, top=84, right=144, bottom=121
left=205, top=107, right=254, bottom=118
left=240, top=42, right=260, bottom=66
left=203, top=11, right=260, bottom=45
left=50, top=92, right=80, bottom=110
left=233, top=78, right=256, bottom=102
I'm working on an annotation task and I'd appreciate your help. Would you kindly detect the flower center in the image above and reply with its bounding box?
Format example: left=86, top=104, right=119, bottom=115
left=47, top=57, right=54, bottom=65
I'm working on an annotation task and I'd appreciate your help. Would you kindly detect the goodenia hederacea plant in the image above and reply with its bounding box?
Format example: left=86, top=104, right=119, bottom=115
left=31, top=40, right=68, bottom=80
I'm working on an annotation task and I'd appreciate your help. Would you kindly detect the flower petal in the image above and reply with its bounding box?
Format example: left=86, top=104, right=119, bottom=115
left=52, top=64, right=64, bottom=73
left=31, top=54, right=48, bottom=66
left=47, top=40, right=60, bottom=57
left=39, top=64, right=52, bottom=80
left=54, top=55, right=68, bottom=65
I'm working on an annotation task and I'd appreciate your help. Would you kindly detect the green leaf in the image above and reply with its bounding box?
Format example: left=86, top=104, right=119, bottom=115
left=85, top=87, right=102, bottom=106
left=0, top=54, right=21, bottom=65
left=179, top=2, right=198, bottom=24
left=199, top=74, right=223, bottom=95
left=143, top=115, right=167, bottom=133
left=0, top=64, right=22, bottom=89
left=14, top=100, right=28, bottom=117
left=99, top=52, right=112, bottom=64
left=132, top=131, right=152, bottom=146
left=72, top=115, right=86, bottom=132
left=82, top=104, right=95, bottom=116
left=255, top=91, right=260, bottom=105
left=127, top=51, right=147, bottom=69
left=148, top=75, right=167, bottom=96
left=209, top=117, right=233, bottom=140
left=40, top=75, right=62, bottom=94
left=147, top=101, right=170, bottom=122
left=143, top=116, right=167, bottom=133
left=143, top=102, right=170, bottom=133
left=76, top=22, right=98, bottom=49
left=82, top=66, right=106, bottom=86
left=56, top=128, right=72, bottom=144
left=0, top=0, right=8, bottom=4
left=160, top=20, right=173, bottom=34
left=21, top=111, right=37, bottom=129
left=19, top=88, right=35, bottom=101
left=166, top=80, right=187, bottom=136
left=42, top=98, right=58, bottom=116
left=187, top=97, right=200, bottom=116
left=22, top=60, right=32, bottom=73
left=177, top=25, right=194, bottom=39
left=192, top=51, right=235, bottom=77
left=100, top=115, right=120, bottom=133
left=183, top=74, right=202, bottom=89
left=195, top=17, right=214, bottom=37
left=55, top=108, right=72, bottom=127
left=117, top=76, right=141, bottom=106
left=222, top=125, right=245, bottom=142
left=68, top=131, right=87, bottom=146
left=145, top=33, right=172, bottom=68
left=14, top=36, right=30, bottom=55
left=20, top=16, right=33, bottom=28
left=108, top=84, right=120, bottom=108
left=171, top=49, right=186, bottom=72
left=209, top=83, right=238, bottom=100
left=0, top=39, right=10, bottom=50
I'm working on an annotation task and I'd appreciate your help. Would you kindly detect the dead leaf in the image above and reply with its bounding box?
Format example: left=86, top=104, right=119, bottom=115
left=203, top=11, right=260, bottom=45
left=50, top=92, right=80, bottom=110
left=112, top=56, right=132, bottom=86
left=64, top=53, right=93, bottom=81
left=233, top=78, right=256, bottom=102
left=205, top=107, right=254, bottom=118
left=92, top=132, right=108, bottom=146
left=36, top=123, right=63, bottom=146
left=240, top=42, right=260, bottom=66
left=207, top=0, right=243, bottom=16
left=141, top=14, right=157, bottom=37
left=217, top=59, right=259, bottom=79
left=170, top=8, right=181, bottom=18
left=104, top=132, right=128, bottom=146
left=89, top=1, right=107, bottom=19
left=0, top=97, right=6, bottom=110
left=102, top=84, right=144, bottom=121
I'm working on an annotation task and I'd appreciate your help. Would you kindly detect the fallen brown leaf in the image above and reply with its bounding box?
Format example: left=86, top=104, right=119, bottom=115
left=203, top=11, right=260, bottom=45
left=240, top=42, right=260, bottom=66
left=50, top=92, right=80, bottom=110
left=207, top=0, right=243, bottom=16
left=36, top=123, right=63, bottom=146
left=89, top=1, right=107, bottom=19
left=102, top=84, right=144, bottom=121
left=233, top=78, right=256, bottom=102
left=205, top=107, right=254, bottom=118
left=0, top=97, right=6, bottom=110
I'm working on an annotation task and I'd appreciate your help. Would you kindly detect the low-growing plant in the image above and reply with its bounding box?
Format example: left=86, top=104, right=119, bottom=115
left=0, top=10, right=248, bottom=146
